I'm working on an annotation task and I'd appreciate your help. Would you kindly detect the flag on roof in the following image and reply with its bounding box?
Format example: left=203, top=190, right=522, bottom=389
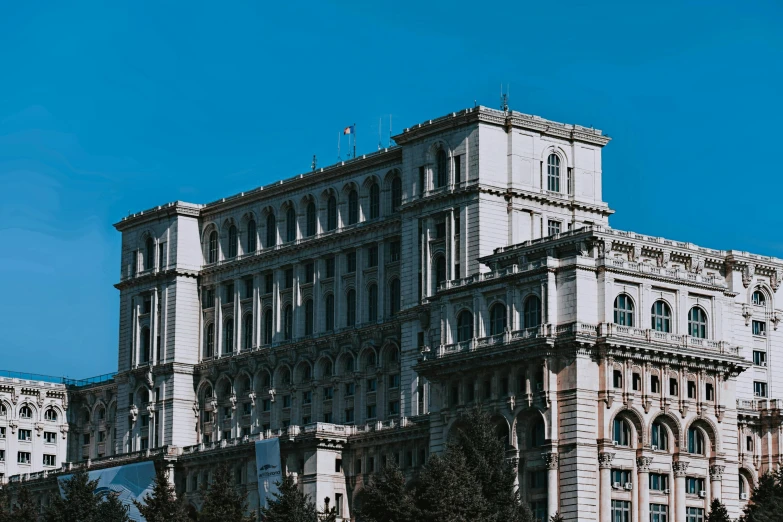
left=343, top=125, right=354, bottom=135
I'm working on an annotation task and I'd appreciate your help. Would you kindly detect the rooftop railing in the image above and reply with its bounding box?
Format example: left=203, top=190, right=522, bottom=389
left=0, top=370, right=116, bottom=387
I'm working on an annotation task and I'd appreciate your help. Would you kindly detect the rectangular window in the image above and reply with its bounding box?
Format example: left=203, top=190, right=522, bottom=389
left=141, top=437, right=149, bottom=450
left=611, top=500, right=631, bottom=522
left=242, top=402, right=251, bottom=415
left=611, top=469, right=632, bottom=484
left=752, top=320, right=766, bottom=336
left=203, top=287, right=215, bottom=309
left=345, top=382, right=355, bottom=396
left=43, top=454, right=57, bottom=467
left=44, top=431, right=57, bottom=444
left=334, top=493, right=343, bottom=516
left=687, top=381, right=697, bottom=399
left=325, top=257, right=335, bottom=278
left=323, top=412, right=332, bottom=423
left=649, top=473, right=669, bottom=491
left=686, top=507, right=705, bottom=522
left=262, top=399, right=271, bottom=412
left=419, top=166, right=426, bottom=195
left=264, top=273, right=274, bottom=294
left=613, top=370, right=623, bottom=388
left=389, top=240, right=401, bottom=262
left=366, top=404, right=377, bottom=419
left=0, top=450, right=4, bottom=461
left=225, top=283, right=234, bottom=303
left=324, top=386, right=334, bottom=400
left=547, top=220, right=561, bottom=237
left=454, top=154, right=462, bottom=184
left=18, top=429, right=32, bottom=441
left=435, top=222, right=446, bottom=239
left=143, top=296, right=152, bottom=314
left=244, top=278, right=253, bottom=299
left=367, top=378, right=377, bottom=392
left=282, top=395, right=291, bottom=408
left=754, top=381, right=768, bottom=398
left=650, top=504, right=668, bottom=522
left=285, top=268, right=294, bottom=289
left=367, top=245, right=378, bottom=267
left=158, top=242, right=166, bottom=269
left=345, top=408, right=354, bottom=423
left=305, top=262, right=314, bottom=283
left=632, top=373, right=641, bottom=391
left=669, top=378, right=678, bottom=396
left=753, top=350, right=767, bottom=366
left=705, top=383, right=714, bottom=401
left=529, top=469, right=547, bottom=489
left=303, top=390, right=312, bottom=404
left=530, top=501, right=547, bottom=522
left=685, top=477, right=705, bottom=494
left=17, top=452, right=31, bottom=465
left=347, top=251, right=357, bottom=273
left=651, top=375, right=660, bottom=394
left=388, top=401, right=399, bottom=416
left=98, top=431, right=106, bottom=442
left=389, top=374, right=400, bottom=388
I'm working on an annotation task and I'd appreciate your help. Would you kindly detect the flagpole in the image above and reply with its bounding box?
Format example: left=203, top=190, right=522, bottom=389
left=353, top=123, right=356, bottom=159
left=337, top=131, right=341, bottom=161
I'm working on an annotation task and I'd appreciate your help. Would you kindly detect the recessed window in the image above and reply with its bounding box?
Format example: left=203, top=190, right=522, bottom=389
left=752, top=320, right=766, bottom=337
left=366, top=404, right=377, bottom=419
left=266, top=213, right=277, bottom=247
left=651, top=421, right=668, bottom=450
left=17, top=452, right=31, bottom=465
left=705, top=383, right=714, bottom=401
left=669, top=378, right=678, bottom=396
left=523, top=296, right=542, bottom=329
left=454, top=154, right=462, bottom=184
left=754, top=381, right=768, bottom=398
left=247, top=219, right=257, bottom=253
left=44, top=431, right=56, bottom=444
left=389, top=278, right=401, bottom=316
left=688, top=307, right=708, bottom=338
left=613, top=370, right=623, bottom=389
left=327, top=196, right=338, bottom=231
left=263, top=311, right=273, bottom=345
left=368, top=284, right=378, bottom=322
left=264, top=273, right=274, bottom=293
left=456, top=310, right=473, bottom=342
left=613, top=419, right=631, bottom=446
left=632, top=373, right=641, bottom=391
left=367, top=245, right=378, bottom=267
left=43, top=454, right=57, bottom=467
left=223, top=319, right=234, bottom=353
left=306, top=202, right=317, bottom=237
left=346, top=290, right=356, bottom=327
left=286, top=207, right=297, bottom=243
left=752, top=290, right=766, bottom=306
left=614, top=294, right=634, bottom=326
left=225, top=282, right=234, bottom=303
left=348, top=190, right=359, bottom=225
left=19, top=406, right=32, bottom=419
left=651, top=300, right=672, bottom=332
left=650, top=474, right=669, bottom=492
left=228, top=225, right=238, bottom=258
left=547, top=220, right=561, bottom=237
left=436, top=149, right=448, bottom=188
left=651, top=375, right=660, bottom=394
left=283, top=305, right=293, bottom=341
left=489, top=303, right=507, bottom=336
left=243, top=315, right=253, bottom=349
left=687, top=428, right=705, bottom=454
left=687, top=380, right=696, bottom=399
left=304, top=300, right=314, bottom=336
left=18, top=429, right=32, bottom=441
left=391, top=176, right=402, bottom=212
left=347, top=251, right=357, bottom=273
left=205, top=323, right=215, bottom=357
left=547, top=154, right=560, bottom=192
left=285, top=268, right=294, bottom=289
left=686, top=477, right=705, bottom=495
left=753, top=350, right=767, bottom=366
left=44, top=409, right=57, bottom=422
left=686, top=507, right=704, bottom=521
left=369, top=183, right=380, bottom=219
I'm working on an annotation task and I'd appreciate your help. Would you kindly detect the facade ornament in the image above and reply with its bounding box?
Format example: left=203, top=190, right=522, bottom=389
left=771, top=312, right=782, bottom=331
left=34, top=422, right=44, bottom=436
left=8, top=421, right=18, bottom=434
left=192, top=401, right=199, bottom=418
left=636, top=456, right=653, bottom=472
left=268, top=388, right=276, bottom=403
left=248, top=392, right=256, bottom=406
left=507, top=395, right=516, bottom=412
left=598, top=452, right=615, bottom=469
left=36, top=394, right=44, bottom=408
left=742, top=264, right=755, bottom=288
left=129, top=404, right=138, bottom=424
left=229, top=393, right=237, bottom=410
left=145, top=369, right=154, bottom=389
left=673, top=461, right=689, bottom=477
left=709, top=465, right=725, bottom=481
left=60, top=424, right=69, bottom=439
left=542, top=452, right=559, bottom=470
left=660, top=251, right=671, bottom=268
left=10, top=388, right=17, bottom=405
left=742, top=304, right=753, bottom=326
left=772, top=269, right=783, bottom=292
left=632, top=245, right=642, bottom=262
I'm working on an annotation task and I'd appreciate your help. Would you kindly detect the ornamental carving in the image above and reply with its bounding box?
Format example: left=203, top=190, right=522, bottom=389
left=660, top=251, right=671, bottom=268
left=636, top=456, right=653, bottom=472
left=743, top=264, right=755, bottom=288
left=709, top=465, right=725, bottom=480
left=598, top=452, right=615, bottom=469
left=742, top=304, right=753, bottom=326
left=772, top=312, right=782, bottom=331
left=772, top=269, right=783, bottom=292
left=673, top=461, right=689, bottom=477
left=542, top=452, right=559, bottom=470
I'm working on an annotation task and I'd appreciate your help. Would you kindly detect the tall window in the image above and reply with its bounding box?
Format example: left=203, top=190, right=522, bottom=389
left=687, top=427, right=705, bottom=454
left=283, top=305, right=293, bottom=340
left=205, top=324, right=215, bottom=357
left=489, top=303, right=507, bottom=335
left=346, top=290, right=356, bottom=326
left=369, top=183, right=380, bottom=219
left=523, top=296, right=542, bottom=329
left=456, top=310, right=473, bottom=342
left=650, top=504, right=668, bottom=522
left=263, top=311, right=273, bottom=345
left=348, top=190, right=359, bottom=225
left=368, top=284, right=378, bottom=322
left=651, top=300, right=671, bottom=332
left=651, top=421, right=668, bottom=450
left=304, top=299, right=314, bottom=335
left=752, top=290, right=766, bottom=306
left=389, top=278, right=401, bottom=315
left=228, top=225, right=238, bottom=258
left=246, top=220, right=257, bottom=253
left=685, top=507, right=704, bottom=522
left=688, top=307, right=707, bottom=338
left=435, top=256, right=447, bottom=287
left=613, top=418, right=631, bottom=446
left=436, top=149, right=448, bottom=187
left=208, top=231, right=218, bottom=263
left=613, top=294, right=634, bottom=326
left=145, top=237, right=154, bottom=270
left=141, top=327, right=151, bottom=363
left=286, top=207, right=296, bottom=242
left=327, top=196, right=337, bottom=231
left=243, top=315, right=252, bottom=350
left=391, top=176, right=402, bottom=212
left=266, top=214, right=276, bottom=247
left=306, top=202, right=316, bottom=237
left=547, top=154, right=560, bottom=192
left=224, top=319, right=234, bottom=354
left=612, top=500, right=631, bottom=522
left=325, top=294, right=335, bottom=331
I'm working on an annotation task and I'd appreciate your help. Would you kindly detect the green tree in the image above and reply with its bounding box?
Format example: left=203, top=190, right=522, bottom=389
left=0, top=487, right=12, bottom=522
left=414, top=450, right=487, bottom=522
left=199, top=464, right=255, bottom=522
left=706, top=499, right=731, bottom=522
left=259, top=474, right=317, bottom=522
left=549, top=512, right=564, bottom=522
left=11, top=486, right=39, bottom=522
left=44, top=468, right=129, bottom=522
left=357, top=463, right=417, bottom=522
left=741, top=468, right=783, bottom=522
left=132, top=467, right=192, bottom=522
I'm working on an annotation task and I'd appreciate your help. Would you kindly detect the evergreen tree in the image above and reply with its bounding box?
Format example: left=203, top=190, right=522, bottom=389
left=259, top=474, right=317, bottom=522
left=0, top=487, right=12, bottom=522
left=741, top=468, right=783, bottom=522
left=706, top=499, right=731, bottom=522
left=414, top=450, right=487, bottom=522
left=199, top=464, right=255, bottom=522
left=44, top=468, right=129, bottom=522
left=12, top=486, right=40, bottom=522
left=357, top=463, right=417, bottom=522
left=549, top=512, right=564, bottom=522
left=132, top=467, right=192, bottom=522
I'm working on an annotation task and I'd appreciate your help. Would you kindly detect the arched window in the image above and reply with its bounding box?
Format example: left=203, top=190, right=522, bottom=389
left=489, top=303, right=507, bottom=336
left=688, top=307, right=707, bottom=339
left=752, top=290, right=766, bottom=306
left=325, top=294, right=335, bottom=331
left=327, top=196, right=337, bottom=231
left=0, top=404, right=6, bottom=416
left=547, top=154, right=560, bottom=192
left=145, top=237, right=155, bottom=270
left=348, top=190, right=359, bottom=225
left=263, top=311, right=273, bottom=345
left=223, top=319, right=234, bottom=354
left=389, top=278, right=401, bottom=315
left=306, top=202, right=316, bottom=237
left=20, top=406, right=32, bottom=419
left=343, top=355, right=355, bottom=374
left=243, top=315, right=253, bottom=350
left=688, top=427, right=705, bottom=454
left=613, top=418, right=631, bottom=446
left=651, top=300, right=671, bottom=332
left=283, top=305, right=293, bottom=340
left=266, top=214, right=277, bottom=247
left=205, top=323, right=215, bottom=357
left=391, top=176, right=402, bottom=212
left=346, top=289, right=356, bottom=326
left=369, top=183, right=380, bottom=219
left=651, top=421, right=668, bottom=450
left=141, top=327, right=151, bottom=363
left=436, top=149, right=448, bottom=187
left=530, top=419, right=546, bottom=448
left=434, top=256, right=447, bottom=287
left=368, top=284, right=378, bottom=322
left=304, top=299, right=314, bottom=335
left=227, top=225, right=238, bottom=258
left=456, top=310, right=473, bottom=342
left=208, top=231, right=218, bottom=264
left=614, top=294, right=634, bottom=326
left=739, top=476, right=747, bottom=497
left=44, top=409, right=57, bottom=422
left=247, top=220, right=257, bottom=253
left=286, top=207, right=297, bottom=242
left=523, top=296, right=542, bottom=329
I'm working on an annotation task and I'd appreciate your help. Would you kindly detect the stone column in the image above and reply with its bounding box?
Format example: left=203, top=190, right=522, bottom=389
left=710, top=465, right=724, bottom=501
left=637, top=457, right=652, bottom=522
left=673, top=461, right=689, bottom=522
left=598, top=452, right=615, bottom=522
left=543, top=452, right=559, bottom=519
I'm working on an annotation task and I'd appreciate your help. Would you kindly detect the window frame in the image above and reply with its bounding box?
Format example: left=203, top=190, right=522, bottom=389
left=613, top=294, right=635, bottom=327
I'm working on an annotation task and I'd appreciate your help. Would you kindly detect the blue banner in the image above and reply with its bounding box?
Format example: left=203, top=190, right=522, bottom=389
left=255, top=438, right=282, bottom=509
left=57, top=461, right=156, bottom=522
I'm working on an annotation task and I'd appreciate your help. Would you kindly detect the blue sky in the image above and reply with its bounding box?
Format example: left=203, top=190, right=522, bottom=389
left=1, top=1, right=781, bottom=377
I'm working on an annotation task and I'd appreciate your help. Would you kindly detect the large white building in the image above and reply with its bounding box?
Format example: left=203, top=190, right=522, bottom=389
left=3, top=105, right=782, bottom=522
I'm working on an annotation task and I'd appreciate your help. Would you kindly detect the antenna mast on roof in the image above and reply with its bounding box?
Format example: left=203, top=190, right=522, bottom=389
left=388, top=114, right=392, bottom=148
left=500, top=83, right=509, bottom=114
left=311, top=155, right=317, bottom=172
left=378, top=117, right=383, bottom=151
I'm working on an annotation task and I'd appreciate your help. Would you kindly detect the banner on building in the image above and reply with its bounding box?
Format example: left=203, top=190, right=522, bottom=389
left=255, top=438, right=282, bottom=509
left=57, top=461, right=156, bottom=522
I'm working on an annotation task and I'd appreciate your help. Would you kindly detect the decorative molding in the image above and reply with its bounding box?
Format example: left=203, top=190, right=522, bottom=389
left=673, top=461, right=689, bottom=477
left=542, top=452, right=559, bottom=470
left=636, top=456, right=653, bottom=472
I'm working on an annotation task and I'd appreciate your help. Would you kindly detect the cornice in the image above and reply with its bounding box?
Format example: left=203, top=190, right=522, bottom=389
left=115, top=268, right=199, bottom=291
left=114, top=201, right=202, bottom=231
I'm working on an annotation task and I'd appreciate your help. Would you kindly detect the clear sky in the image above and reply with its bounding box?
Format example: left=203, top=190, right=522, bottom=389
left=1, top=1, right=781, bottom=378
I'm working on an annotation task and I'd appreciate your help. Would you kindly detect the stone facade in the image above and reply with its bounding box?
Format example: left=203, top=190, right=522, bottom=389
left=3, top=105, right=782, bottom=521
